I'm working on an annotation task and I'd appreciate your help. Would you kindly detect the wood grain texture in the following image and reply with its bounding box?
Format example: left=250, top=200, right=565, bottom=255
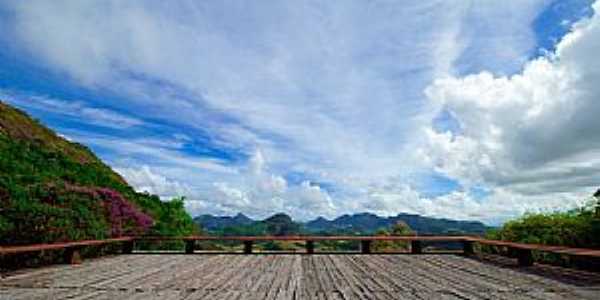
left=1, top=254, right=599, bottom=299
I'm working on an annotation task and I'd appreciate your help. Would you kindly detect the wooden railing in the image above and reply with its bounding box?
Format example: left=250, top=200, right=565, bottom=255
left=467, top=237, right=600, bottom=267
left=2, top=235, right=600, bottom=267
left=139, top=235, right=472, bottom=255
left=0, top=237, right=134, bottom=264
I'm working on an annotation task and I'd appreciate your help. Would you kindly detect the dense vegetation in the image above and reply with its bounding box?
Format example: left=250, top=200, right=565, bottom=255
left=0, top=101, right=198, bottom=246
left=372, top=221, right=414, bottom=252
left=484, top=192, right=600, bottom=267
left=487, top=192, right=600, bottom=249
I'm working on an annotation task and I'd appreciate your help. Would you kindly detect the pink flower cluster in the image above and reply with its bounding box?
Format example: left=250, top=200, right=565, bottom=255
left=64, top=184, right=154, bottom=236
left=96, top=188, right=153, bottom=236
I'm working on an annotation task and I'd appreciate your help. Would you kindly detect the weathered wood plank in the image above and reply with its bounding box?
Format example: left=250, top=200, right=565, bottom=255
left=2, top=254, right=599, bottom=299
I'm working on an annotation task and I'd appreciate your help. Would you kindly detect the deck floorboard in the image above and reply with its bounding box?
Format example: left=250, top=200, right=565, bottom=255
left=1, top=254, right=599, bottom=299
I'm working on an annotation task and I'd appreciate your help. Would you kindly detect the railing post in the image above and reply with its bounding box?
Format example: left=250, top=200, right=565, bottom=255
left=122, top=240, right=134, bottom=254
left=516, top=248, right=533, bottom=267
left=360, top=240, right=372, bottom=254
left=306, top=240, right=315, bottom=254
left=411, top=240, right=422, bottom=254
left=185, top=240, right=195, bottom=254
left=64, top=246, right=83, bottom=264
left=243, top=241, right=253, bottom=254
left=462, top=240, right=474, bottom=256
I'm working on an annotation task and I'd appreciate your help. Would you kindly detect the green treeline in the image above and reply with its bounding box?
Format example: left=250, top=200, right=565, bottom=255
left=484, top=193, right=600, bottom=267
left=487, top=194, right=600, bottom=248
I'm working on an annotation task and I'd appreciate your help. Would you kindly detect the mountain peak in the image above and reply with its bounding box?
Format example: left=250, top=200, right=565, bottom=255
left=234, top=212, right=248, bottom=218
left=233, top=213, right=251, bottom=222
left=262, top=213, right=293, bottom=223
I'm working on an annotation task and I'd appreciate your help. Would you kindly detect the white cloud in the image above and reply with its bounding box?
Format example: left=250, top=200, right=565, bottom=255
left=205, top=150, right=337, bottom=220
left=115, top=165, right=192, bottom=200
left=114, top=149, right=336, bottom=220
left=4, top=0, right=584, bottom=224
left=290, top=181, right=336, bottom=219
left=421, top=1, right=600, bottom=221
left=363, top=184, right=590, bottom=225
left=4, top=1, right=545, bottom=179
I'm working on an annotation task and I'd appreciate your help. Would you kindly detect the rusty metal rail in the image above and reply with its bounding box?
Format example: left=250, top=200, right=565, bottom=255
left=2, top=235, right=600, bottom=267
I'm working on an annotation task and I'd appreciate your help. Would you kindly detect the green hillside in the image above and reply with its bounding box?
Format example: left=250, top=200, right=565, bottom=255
left=487, top=194, right=600, bottom=249
left=0, top=101, right=198, bottom=245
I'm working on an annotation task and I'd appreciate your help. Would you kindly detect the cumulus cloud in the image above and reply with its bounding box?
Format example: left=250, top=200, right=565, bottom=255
left=116, top=150, right=336, bottom=220
left=421, top=1, right=600, bottom=221
left=207, top=151, right=336, bottom=220
left=3, top=0, right=591, bottom=224
left=115, top=165, right=192, bottom=200
left=362, top=183, right=590, bottom=224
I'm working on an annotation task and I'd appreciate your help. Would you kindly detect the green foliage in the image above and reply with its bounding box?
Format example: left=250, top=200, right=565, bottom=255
left=488, top=212, right=590, bottom=246
left=1, top=181, right=110, bottom=244
left=0, top=214, right=14, bottom=236
left=258, top=241, right=302, bottom=251
left=316, top=240, right=359, bottom=251
left=149, top=196, right=199, bottom=242
left=373, top=221, right=414, bottom=252
left=390, top=221, right=414, bottom=235
left=486, top=195, right=600, bottom=267
left=0, top=102, right=199, bottom=246
left=487, top=197, right=600, bottom=249
left=220, top=223, right=268, bottom=236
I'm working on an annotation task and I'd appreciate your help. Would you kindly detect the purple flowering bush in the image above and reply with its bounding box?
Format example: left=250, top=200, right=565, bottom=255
left=65, top=185, right=154, bottom=237
left=96, top=188, right=154, bottom=236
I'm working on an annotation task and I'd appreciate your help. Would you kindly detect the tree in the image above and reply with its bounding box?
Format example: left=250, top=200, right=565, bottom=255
left=486, top=190, right=600, bottom=259
left=373, top=221, right=414, bottom=252
left=390, top=221, right=414, bottom=236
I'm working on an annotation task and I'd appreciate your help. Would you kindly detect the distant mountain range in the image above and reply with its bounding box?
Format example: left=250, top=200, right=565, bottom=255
left=194, top=212, right=490, bottom=235
left=194, top=213, right=254, bottom=231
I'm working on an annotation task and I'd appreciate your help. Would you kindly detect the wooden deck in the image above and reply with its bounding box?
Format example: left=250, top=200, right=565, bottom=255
left=2, top=254, right=599, bottom=299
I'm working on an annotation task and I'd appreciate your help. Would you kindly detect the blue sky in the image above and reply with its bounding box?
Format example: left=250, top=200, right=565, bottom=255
left=1, top=1, right=599, bottom=224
